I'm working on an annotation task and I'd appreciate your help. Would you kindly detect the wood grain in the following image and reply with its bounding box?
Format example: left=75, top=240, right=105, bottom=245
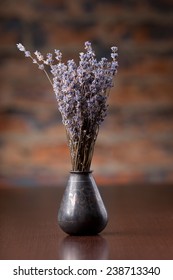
left=0, top=184, right=173, bottom=259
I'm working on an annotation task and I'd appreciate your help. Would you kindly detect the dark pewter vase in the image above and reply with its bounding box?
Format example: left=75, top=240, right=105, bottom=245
left=58, top=171, right=108, bottom=235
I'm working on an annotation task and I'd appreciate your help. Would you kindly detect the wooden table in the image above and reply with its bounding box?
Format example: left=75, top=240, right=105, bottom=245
left=0, top=184, right=173, bottom=260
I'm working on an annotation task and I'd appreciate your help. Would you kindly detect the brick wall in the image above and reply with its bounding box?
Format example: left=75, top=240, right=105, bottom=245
left=0, top=0, right=173, bottom=187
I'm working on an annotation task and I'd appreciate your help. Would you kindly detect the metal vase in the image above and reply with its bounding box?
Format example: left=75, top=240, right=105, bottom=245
left=58, top=171, right=108, bottom=235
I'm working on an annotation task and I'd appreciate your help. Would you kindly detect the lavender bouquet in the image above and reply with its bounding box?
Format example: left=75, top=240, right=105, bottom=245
left=17, top=42, right=118, bottom=172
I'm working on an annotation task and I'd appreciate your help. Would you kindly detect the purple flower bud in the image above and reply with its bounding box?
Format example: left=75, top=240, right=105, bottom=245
left=55, top=49, right=62, bottom=61
left=38, top=64, right=44, bottom=70
left=111, top=46, right=118, bottom=52
left=84, top=41, right=92, bottom=49
left=25, top=51, right=31, bottom=57
left=111, top=53, right=118, bottom=60
left=16, top=43, right=25, bottom=52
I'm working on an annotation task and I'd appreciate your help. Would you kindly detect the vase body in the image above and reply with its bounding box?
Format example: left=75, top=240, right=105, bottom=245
left=58, top=171, right=108, bottom=235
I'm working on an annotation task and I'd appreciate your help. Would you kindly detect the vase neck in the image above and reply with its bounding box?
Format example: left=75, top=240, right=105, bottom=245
left=70, top=170, right=93, bottom=175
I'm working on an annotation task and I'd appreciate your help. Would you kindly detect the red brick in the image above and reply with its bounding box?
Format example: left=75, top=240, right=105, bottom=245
left=0, top=115, right=30, bottom=133
left=0, top=1, right=37, bottom=20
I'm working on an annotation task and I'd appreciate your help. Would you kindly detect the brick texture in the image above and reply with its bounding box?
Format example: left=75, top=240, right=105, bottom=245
left=0, top=0, right=173, bottom=187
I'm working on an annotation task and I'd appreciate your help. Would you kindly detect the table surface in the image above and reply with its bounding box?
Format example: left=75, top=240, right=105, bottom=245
left=0, top=184, right=173, bottom=260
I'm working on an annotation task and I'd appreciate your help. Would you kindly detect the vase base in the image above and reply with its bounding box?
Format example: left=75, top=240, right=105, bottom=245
left=58, top=219, right=107, bottom=236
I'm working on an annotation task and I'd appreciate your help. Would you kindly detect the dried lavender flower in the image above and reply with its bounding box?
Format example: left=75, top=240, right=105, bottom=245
left=24, top=51, right=31, bottom=57
left=17, top=43, right=25, bottom=52
left=34, top=50, right=44, bottom=61
left=17, top=41, right=118, bottom=171
left=111, top=46, right=118, bottom=52
left=38, top=64, right=44, bottom=70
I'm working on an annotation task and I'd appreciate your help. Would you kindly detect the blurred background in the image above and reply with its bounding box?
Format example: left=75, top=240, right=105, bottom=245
left=0, top=0, right=173, bottom=188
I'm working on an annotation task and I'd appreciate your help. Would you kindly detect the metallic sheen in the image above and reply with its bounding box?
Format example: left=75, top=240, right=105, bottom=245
left=58, top=171, right=108, bottom=235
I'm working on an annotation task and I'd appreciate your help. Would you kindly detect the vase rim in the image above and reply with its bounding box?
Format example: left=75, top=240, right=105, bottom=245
left=70, top=170, right=93, bottom=174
